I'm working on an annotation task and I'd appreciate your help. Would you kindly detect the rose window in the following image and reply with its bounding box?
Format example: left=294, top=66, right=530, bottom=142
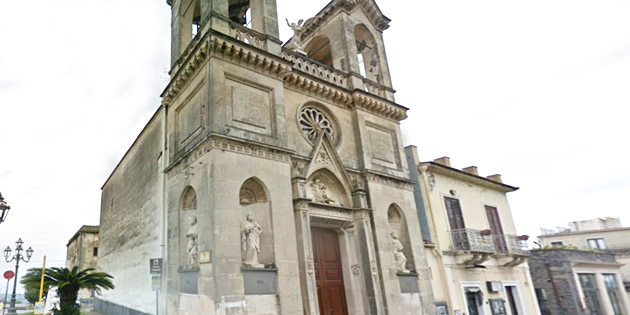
left=299, top=107, right=335, bottom=144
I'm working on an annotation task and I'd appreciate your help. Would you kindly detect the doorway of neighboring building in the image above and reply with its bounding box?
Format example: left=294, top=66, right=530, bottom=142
left=311, top=227, right=348, bottom=315
left=464, top=288, right=484, bottom=315
left=504, top=284, right=523, bottom=315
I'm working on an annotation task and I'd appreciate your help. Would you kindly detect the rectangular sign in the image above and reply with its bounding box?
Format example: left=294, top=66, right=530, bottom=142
left=34, top=302, right=45, bottom=314
left=151, top=274, right=161, bottom=292
left=150, top=258, right=163, bottom=274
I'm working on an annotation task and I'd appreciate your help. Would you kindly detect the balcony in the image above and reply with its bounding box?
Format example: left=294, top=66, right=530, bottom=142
left=451, top=229, right=495, bottom=253
left=450, top=229, right=530, bottom=266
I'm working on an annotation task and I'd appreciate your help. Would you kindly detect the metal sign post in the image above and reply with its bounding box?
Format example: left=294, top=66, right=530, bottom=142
left=150, top=259, right=162, bottom=315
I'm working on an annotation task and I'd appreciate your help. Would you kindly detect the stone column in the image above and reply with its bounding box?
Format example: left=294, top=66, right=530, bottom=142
left=293, top=200, right=319, bottom=314
left=356, top=210, right=385, bottom=314
left=614, top=273, right=630, bottom=313
left=595, top=273, right=615, bottom=315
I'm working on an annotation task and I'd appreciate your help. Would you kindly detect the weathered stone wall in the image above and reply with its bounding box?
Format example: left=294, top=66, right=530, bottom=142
left=97, top=109, right=164, bottom=314
left=529, top=249, right=617, bottom=315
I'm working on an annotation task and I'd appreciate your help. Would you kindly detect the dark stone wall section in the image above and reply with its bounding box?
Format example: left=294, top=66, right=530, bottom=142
left=94, top=298, right=151, bottom=315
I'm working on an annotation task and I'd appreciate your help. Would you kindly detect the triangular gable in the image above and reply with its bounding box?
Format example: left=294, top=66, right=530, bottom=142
left=303, top=133, right=354, bottom=206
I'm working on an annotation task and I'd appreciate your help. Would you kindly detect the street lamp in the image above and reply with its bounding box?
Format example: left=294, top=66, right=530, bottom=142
left=4, top=239, right=33, bottom=315
left=0, top=193, right=10, bottom=224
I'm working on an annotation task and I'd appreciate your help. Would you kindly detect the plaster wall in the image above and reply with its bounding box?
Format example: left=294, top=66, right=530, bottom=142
left=422, top=170, right=518, bottom=252
left=98, top=110, right=164, bottom=314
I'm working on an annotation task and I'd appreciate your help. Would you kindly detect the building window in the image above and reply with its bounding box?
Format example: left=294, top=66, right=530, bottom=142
left=603, top=274, right=623, bottom=315
left=93, top=247, right=98, bottom=257
left=578, top=274, right=603, bottom=314
left=587, top=238, right=607, bottom=250
left=550, top=241, right=563, bottom=247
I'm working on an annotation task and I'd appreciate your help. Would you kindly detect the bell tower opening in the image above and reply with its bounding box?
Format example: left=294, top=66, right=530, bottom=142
left=229, top=0, right=251, bottom=27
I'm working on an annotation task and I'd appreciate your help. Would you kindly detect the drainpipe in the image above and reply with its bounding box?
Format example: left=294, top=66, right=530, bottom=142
left=418, top=166, right=454, bottom=310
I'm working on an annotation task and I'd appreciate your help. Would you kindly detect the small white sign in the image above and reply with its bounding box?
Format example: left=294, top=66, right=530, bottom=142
left=34, top=302, right=45, bottom=314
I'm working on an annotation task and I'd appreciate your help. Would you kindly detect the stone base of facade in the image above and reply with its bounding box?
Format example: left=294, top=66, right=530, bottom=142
left=94, top=298, right=151, bottom=315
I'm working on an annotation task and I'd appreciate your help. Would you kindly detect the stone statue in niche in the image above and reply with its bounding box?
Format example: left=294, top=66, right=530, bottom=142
left=391, top=230, right=409, bottom=273
left=186, top=215, right=198, bottom=266
left=241, top=212, right=264, bottom=268
left=310, top=178, right=335, bottom=204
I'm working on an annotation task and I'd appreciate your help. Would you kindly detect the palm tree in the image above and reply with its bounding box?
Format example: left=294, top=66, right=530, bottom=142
left=21, top=266, right=114, bottom=309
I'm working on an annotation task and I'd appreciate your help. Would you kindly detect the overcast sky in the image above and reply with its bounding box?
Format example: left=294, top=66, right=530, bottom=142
left=1, top=0, right=629, bottom=293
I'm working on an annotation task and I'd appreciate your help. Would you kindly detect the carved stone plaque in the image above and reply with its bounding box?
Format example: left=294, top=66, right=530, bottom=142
left=179, top=270, right=199, bottom=294
left=227, top=78, right=272, bottom=135
left=367, top=126, right=397, bottom=167
left=398, top=273, right=419, bottom=293
left=243, top=268, right=277, bottom=295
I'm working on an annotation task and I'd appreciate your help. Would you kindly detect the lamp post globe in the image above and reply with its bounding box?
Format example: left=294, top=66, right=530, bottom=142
left=0, top=193, right=10, bottom=224
left=4, top=239, right=33, bottom=315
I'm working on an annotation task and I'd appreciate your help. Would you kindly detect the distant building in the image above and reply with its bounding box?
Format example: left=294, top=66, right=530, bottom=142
left=529, top=249, right=629, bottom=315
left=538, top=218, right=630, bottom=301
left=406, top=147, right=541, bottom=315
left=66, top=225, right=99, bottom=303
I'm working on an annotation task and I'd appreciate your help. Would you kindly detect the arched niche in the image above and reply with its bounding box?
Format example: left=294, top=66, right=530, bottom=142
left=239, top=177, right=274, bottom=265
left=304, top=35, right=333, bottom=68
left=306, top=169, right=351, bottom=207
left=179, top=186, right=198, bottom=267
left=354, top=24, right=381, bottom=83
left=388, top=204, right=414, bottom=272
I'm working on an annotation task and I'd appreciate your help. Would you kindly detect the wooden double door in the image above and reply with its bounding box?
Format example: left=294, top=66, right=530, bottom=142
left=311, top=227, right=348, bottom=315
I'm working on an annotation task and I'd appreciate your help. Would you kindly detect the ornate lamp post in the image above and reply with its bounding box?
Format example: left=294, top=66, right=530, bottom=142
left=0, top=193, right=10, bottom=224
left=3, top=239, right=33, bottom=315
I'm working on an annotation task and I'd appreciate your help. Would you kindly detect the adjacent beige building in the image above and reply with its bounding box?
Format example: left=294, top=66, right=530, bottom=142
left=66, top=225, right=100, bottom=302
left=96, top=0, right=435, bottom=314
left=538, top=217, right=630, bottom=307
left=406, top=147, right=541, bottom=315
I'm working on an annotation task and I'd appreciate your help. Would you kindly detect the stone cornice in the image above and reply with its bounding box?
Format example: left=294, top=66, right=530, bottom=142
left=165, top=134, right=293, bottom=177
left=362, top=170, right=414, bottom=191
left=161, top=32, right=210, bottom=106
left=351, top=91, right=407, bottom=121
left=283, top=72, right=353, bottom=107
left=419, top=162, right=518, bottom=193
left=161, top=31, right=292, bottom=106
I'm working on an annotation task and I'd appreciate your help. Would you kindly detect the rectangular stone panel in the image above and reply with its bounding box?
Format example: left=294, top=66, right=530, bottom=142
left=226, top=77, right=273, bottom=135
left=176, top=90, right=203, bottom=144
left=243, top=268, right=277, bottom=295
left=179, top=270, right=199, bottom=294
left=367, top=125, right=398, bottom=168
left=398, top=273, right=419, bottom=293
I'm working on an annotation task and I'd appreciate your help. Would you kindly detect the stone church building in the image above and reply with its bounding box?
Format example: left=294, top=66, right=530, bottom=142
left=96, top=0, right=434, bottom=314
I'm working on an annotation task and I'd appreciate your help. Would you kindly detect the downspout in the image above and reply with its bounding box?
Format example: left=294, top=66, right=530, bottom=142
left=419, top=166, right=454, bottom=310
left=160, top=104, right=168, bottom=315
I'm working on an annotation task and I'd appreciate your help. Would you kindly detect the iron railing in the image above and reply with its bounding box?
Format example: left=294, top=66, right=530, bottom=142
left=450, top=229, right=495, bottom=253
left=451, top=230, right=529, bottom=256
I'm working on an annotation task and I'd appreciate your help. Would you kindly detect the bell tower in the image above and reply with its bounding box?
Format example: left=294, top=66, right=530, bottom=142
left=168, top=0, right=281, bottom=66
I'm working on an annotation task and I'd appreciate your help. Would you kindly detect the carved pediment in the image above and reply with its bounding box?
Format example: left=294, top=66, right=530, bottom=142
left=302, top=134, right=353, bottom=207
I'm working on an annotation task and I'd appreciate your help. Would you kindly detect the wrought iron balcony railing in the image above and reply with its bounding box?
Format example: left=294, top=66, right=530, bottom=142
left=450, top=229, right=495, bottom=253
left=504, top=234, right=530, bottom=256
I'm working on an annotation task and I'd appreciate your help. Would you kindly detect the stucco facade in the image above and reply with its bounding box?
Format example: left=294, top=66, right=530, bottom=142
left=96, top=0, right=434, bottom=314
left=406, top=147, right=541, bottom=315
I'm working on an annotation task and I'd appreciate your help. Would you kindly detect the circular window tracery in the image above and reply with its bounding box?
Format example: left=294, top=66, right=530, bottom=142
left=299, top=108, right=333, bottom=142
left=298, top=106, right=339, bottom=145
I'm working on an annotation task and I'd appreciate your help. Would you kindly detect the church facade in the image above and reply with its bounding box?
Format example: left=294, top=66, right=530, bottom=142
left=96, top=0, right=434, bottom=314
